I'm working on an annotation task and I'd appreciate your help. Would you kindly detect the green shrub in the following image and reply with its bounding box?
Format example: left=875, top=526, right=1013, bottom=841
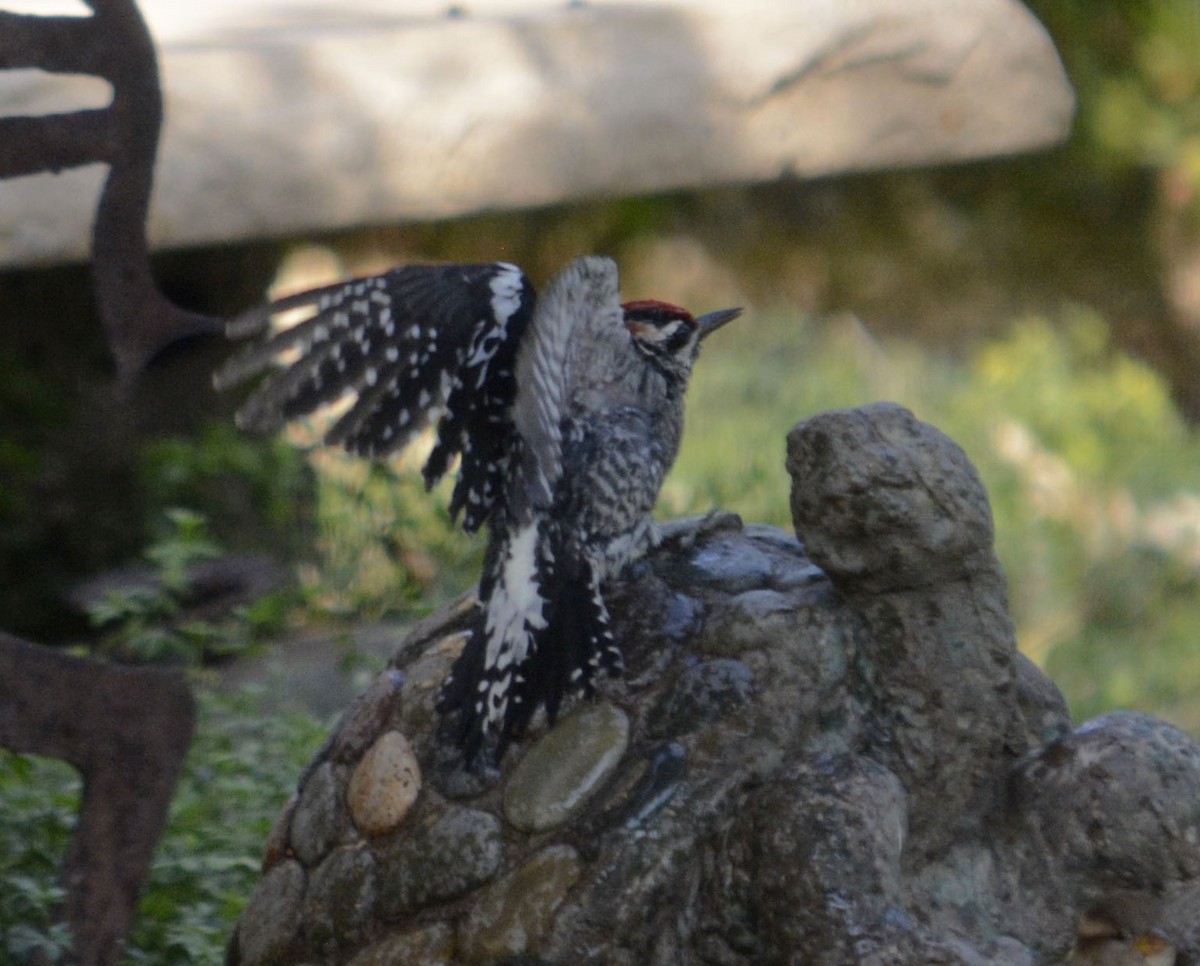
left=301, top=451, right=480, bottom=621
left=0, top=754, right=77, bottom=963
left=87, top=509, right=287, bottom=666
left=140, top=421, right=313, bottom=557
left=0, top=687, right=326, bottom=964
left=123, top=687, right=326, bottom=964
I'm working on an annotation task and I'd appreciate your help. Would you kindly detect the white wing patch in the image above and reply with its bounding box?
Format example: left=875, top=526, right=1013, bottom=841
left=462, top=263, right=525, bottom=374
left=480, top=522, right=549, bottom=726
left=489, top=263, right=525, bottom=328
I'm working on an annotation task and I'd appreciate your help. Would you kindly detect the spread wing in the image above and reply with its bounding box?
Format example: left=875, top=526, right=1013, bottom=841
left=214, top=262, right=536, bottom=532
left=439, top=256, right=628, bottom=758
left=507, top=254, right=623, bottom=523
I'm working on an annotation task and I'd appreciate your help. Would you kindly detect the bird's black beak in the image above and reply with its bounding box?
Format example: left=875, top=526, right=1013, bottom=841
left=696, top=307, right=742, bottom=340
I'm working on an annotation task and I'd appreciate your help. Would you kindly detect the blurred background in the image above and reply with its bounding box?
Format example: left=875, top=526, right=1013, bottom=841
left=3, top=0, right=1200, bottom=958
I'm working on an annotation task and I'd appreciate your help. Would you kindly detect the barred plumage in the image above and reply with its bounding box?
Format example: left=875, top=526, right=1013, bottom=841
left=215, top=262, right=535, bottom=533
left=215, top=255, right=739, bottom=762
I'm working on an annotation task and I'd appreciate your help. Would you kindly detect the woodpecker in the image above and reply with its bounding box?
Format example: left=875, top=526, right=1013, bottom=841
left=215, top=256, right=739, bottom=761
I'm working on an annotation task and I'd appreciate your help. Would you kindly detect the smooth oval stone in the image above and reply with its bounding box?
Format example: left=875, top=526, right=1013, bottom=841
left=348, top=730, right=422, bottom=836
left=455, top=845, right=582, bottom=963
left=262, top=792, right=297, bottom=873
left=303, top=844, right=377, bottom=952
left=345, top=924, right=454, bottom=966
left=290, top=761, right=345, bottom=867
left=377, top=805, right=503, bottom=918
left=330, top=668, right=405, bottom=764
left=650, top=658, right=753, bottom=737
left=504, top=702, right=630, bottom=833
left=689, top=538, right=775, bottom=592
left=236, top=858, right=306, bottom=966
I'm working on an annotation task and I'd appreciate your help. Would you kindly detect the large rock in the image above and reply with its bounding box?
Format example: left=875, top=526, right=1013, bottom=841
left=1, top=0, right=1073, bottom=268
left=229, top=403, right=1200, bottom=964
left=787, top=402, right=1026, bottom=857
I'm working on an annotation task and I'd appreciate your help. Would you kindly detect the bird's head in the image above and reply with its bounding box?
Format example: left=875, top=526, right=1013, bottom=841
left=622, top=300, right=741, bottom=379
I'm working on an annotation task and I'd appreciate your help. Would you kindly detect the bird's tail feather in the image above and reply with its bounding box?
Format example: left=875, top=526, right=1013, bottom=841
left=436, top=522, right=622, bottom=764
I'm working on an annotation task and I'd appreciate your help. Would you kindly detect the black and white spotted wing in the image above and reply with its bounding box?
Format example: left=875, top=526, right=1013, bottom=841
left=436, top=257, right=627, bottom=759
left=214, top=262, right=535, bottom=532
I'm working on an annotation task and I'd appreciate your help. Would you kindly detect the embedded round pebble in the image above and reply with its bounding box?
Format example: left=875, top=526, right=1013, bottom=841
left=235, top=858, right=306, bottom=966
left=348, top=730, right=422, bottom=836
left=503, top=702, right=630, bottom=833
left=650, top=658, right=753, bottom=737
left=262, top=792, right=297, bottom=872
left=1013, top=711, right=1200, bottom=890
left=581, top=741, right=687, bottom=840
left=661, top=593, right=701, bottom=640
left=377, top=805, right=503, bottom=918
left=290, top=762, right=345, bottom=866
left=330, top=669, right=405, bottom=763
left=456, top=845, right=582, bottom=963
left=302, top=844, right=378, bottom=952
left=700, top=588, right=800, bottom=656
left=345, top=923, right=455, bottom=966
left=689, top=537, right=775, bottom=592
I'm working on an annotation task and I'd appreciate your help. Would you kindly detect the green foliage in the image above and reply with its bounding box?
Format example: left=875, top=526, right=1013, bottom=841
left=89, top=509, right=283, bottom=665
left=0, top=371, right=312, bottom=639
left=941, top=311, right=1200, bottom=730
left=140, top=421, right=312, bottom=553
left=123, top=687, right=326, bottom=964
left=1031, top=0, right=1200, bottom=222
left=1091, top=2, right=1200, bottom=183
left=0, top=688, right=325, bottom=965
left=0, top=754, right=77, bottom=963
left=301, top=449, right=481, bottom=620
